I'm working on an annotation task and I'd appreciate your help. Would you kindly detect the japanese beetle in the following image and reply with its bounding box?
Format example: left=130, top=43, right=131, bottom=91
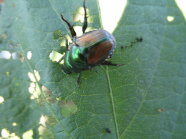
left=62, top=29, right=117, bottom=74
left=60, top=0, right=121, bottom=76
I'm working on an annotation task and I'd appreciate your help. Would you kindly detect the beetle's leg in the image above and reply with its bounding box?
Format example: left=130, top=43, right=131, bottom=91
left=72, top=37, right=80, bottom=47
left=65, top=37, right=69, bottom=50
left=101, top=61, right=124, bottom=66
left=60, top=14, right=77, bottom=37
left=82, top=0, right=88, bottom=33
left=58, top=56, right=64, bottom=63
left=77, top=72, right=82, bottom=87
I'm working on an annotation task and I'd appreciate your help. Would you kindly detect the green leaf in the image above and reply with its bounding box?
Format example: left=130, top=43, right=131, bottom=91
left=60, top=100, right=78, bottom=117
left=0, top=0, right=186, bottom=139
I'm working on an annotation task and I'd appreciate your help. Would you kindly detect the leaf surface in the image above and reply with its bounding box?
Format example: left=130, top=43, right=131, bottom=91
left=0, top=0, right=186, bottom=138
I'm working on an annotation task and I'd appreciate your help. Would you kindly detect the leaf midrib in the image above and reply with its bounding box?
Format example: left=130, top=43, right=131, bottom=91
left=105, top=67, right=120, bottom=139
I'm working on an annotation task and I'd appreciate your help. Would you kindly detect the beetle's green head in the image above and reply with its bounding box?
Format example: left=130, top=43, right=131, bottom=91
left=62, top=45, right=89, bottom=73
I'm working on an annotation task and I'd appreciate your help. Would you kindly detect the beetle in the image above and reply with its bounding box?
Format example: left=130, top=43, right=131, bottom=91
left=59, top=0, right=122, bottom=84
left=61, top=29, right=119, bottom=74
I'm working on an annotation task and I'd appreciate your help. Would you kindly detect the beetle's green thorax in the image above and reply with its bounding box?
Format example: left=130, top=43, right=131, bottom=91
left=62, top=45, right=89, bottom=73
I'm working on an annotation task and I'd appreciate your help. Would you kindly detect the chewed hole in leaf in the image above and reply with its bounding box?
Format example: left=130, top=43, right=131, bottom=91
left=27, top=51, right=32, bottom=60
left=27, top=70, right=41, bottom=100
left=39, top=115, right=48, bottom=126
left=0, top=51, right=11, bottom=59
left=38, top=125, right=45, bottom=135
left=12, top=122, right=17, bottom=127
left=28, top=70, right=40, bottom=82
left=22, top=130, right=33, bottom=139
left=73, top=26, right=96, bottom=36
left=1, top=129, right=10, bottom=138
left=38, top=126, right=53, bottom=138
left=49, top=51, right=65, bottom=64
left=28, top=82, right=41, bottom=99
left=0, top=96, right=4, bottom=104
left=73, top=7, right=92, bottom=23
left=73, top=6, right=93, bottom=36
left=60, top=34, right=72, bottom=47
left=74, top=25, right=84, bottom=36
left=1, top=128, right=19, bottom=138
left=85, top=26, right=97, bottom=32
left=11, top=52, right=17, bottom=60
left=0, top=50, right=25, bottom=62
left=38, top=116, right=57, bottom=136
left=167, top=16, right=175, bottom=22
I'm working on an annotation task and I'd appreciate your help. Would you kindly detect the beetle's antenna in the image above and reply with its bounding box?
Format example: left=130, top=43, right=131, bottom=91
left=82, top=0, right=88, bottom=33
left=60, top=14, right=77, bottom=37
left=65, top=37, right=69, bottom=50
